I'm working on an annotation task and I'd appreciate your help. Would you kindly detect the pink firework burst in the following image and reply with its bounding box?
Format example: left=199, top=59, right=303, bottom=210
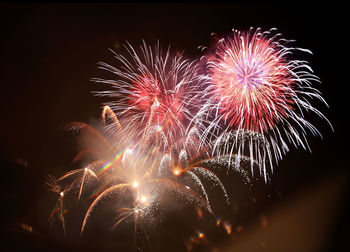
left=208, top=28, right=296, bottom=133
left=203, top=27, right=331, bottom=178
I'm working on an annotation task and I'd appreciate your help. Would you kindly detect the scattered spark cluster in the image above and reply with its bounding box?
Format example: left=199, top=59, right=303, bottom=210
left=47, top=28, right=330, bottom=250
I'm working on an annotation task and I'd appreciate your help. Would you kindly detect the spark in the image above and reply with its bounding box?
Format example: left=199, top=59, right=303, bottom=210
left=140, top=195, right=148, bottom=204
left=132, top=181, right=139, bottom=188
left=223, top=222, right=232, bottom=235
left=122, top=148, right=133, bottom=163
left=173, top=168, right=181, bottom=176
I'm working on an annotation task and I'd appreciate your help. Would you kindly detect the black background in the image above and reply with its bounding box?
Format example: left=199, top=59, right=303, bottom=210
left=0, top=1, right=348, bottom=252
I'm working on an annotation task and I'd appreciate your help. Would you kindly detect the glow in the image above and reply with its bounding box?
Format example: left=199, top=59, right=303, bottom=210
left=173, top=168, right=181, bottom=176
left=140, top=196, right=147, bottom=204
left=122, top=148, right=133, bottom=163
left=132, top=181, right=139, bottom=188
left=224, top=222, right=232, bottom=234
left=60, top=191, right=64, bottom=197
left=155, top=125, right=162, bottom=132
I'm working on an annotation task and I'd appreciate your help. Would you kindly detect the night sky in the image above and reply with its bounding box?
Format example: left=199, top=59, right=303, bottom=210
left=0, top=2, right=348, bottom=252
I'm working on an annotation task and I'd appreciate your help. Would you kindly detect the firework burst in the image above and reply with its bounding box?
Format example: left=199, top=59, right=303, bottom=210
left=92, top=41, right=206, bottom=154
left=201, top=27, right=331, bottom=179
left=48, top=106, right=231, bottom=247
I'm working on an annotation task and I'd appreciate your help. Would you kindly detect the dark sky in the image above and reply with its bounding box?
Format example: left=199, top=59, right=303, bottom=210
left=0, top=2, right=348, bottom=252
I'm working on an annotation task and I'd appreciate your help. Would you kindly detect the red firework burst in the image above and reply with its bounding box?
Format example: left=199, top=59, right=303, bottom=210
left=128, top=73, right=161, bottom=111
left=128, top=72, right=185, bottom=124
left=208, top=28, right=296, bottom=133
left=93, top=41, right=203, bottom=150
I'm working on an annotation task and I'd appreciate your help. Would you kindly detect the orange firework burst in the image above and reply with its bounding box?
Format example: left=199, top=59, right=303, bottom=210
left=47, top=108, right=233, bottom=246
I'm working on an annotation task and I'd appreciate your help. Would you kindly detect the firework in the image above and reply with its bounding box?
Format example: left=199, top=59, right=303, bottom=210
left=48, top=103, right=230, bottom=246
left=48, top=42, right=232, bottom=245
left=92, top=41, right=206, bottom=154
left=201, top=27, right=331, bottom=180
left=46, top=32, right=330, bottom=249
